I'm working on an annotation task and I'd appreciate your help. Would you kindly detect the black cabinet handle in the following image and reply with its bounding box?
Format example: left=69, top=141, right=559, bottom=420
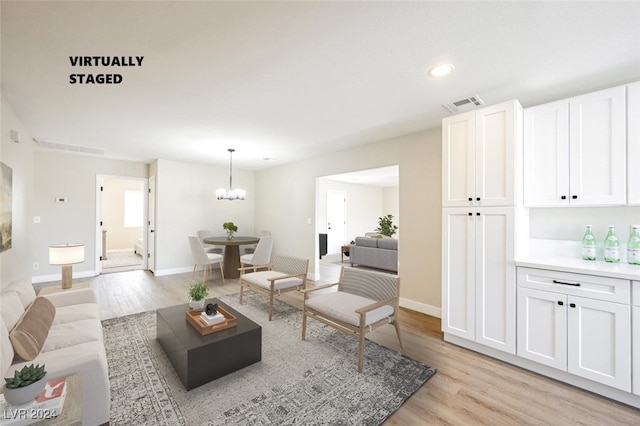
left=572, top=195, right=578, bottom=199
left=476, top=197, right=481, bottom=201
left=561, top=195, right=567, bottom=200
left=476, top=212, right=481, bottom=216
left=570, top=303, right=576, bottom=308
left=468, top=212, right=472, bottom=216
left=468, top=197, right=473, bottom=202
left=558, top=301, right=564, bottom=306
left=552, top=279, right=581, bottom=287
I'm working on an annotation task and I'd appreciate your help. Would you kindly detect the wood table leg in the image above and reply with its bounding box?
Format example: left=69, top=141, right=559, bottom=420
left=223, top=245, right=241, bottom=279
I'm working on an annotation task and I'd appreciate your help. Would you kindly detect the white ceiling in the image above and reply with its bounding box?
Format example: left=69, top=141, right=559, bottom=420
left=2, top=1, right=639, bottom=170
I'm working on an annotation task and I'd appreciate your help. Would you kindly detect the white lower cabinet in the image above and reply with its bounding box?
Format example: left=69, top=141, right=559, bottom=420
left=517, top=267, right=631, bottom=392
left=442, top=207, right=516, bottom=354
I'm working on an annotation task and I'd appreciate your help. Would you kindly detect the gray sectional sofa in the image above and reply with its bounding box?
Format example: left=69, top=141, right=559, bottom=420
left=349, top=236, right=398, bottom=272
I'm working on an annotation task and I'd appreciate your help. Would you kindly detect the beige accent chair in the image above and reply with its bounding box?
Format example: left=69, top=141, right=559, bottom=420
left=240, top=235, right=273, bottom=272
left=188, top=235, right=225, bottom=284
left=302, top=267, right=402, bottom=373
left=239, top=254, right=309, bottom=320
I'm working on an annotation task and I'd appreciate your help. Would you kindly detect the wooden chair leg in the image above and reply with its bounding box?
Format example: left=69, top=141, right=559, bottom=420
left=219, top=262, right=225, bottom=284
left=202, top=264, right=207, bottom=284
left=358, top=323, right=366, bottom=373
left=191, top=264, right=197, bottom=282
left=268, top=293, right=274, bottom=321
left=302, top=308, right=307, bottom=341
left=394, top=319, right=403, bottom=348
left=239, top=282, right=244, bottom=304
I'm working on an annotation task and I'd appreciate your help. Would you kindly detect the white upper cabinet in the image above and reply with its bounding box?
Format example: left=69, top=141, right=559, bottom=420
left=524, top=85, right=627, bottom=206
left=523, top=100, right=570, bottom=206
left=628, top=82, right=640, bottom=205
left=443, top=100, right=521, bottom=207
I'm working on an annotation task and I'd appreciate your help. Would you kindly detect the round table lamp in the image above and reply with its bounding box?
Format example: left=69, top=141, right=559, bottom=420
left=49, top=243, right=85, bottom=289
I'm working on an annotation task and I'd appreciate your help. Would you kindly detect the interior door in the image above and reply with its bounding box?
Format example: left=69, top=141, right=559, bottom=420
left=326, top=190, right=346, bottom=255
left=148, top=176, right=156, bottom=273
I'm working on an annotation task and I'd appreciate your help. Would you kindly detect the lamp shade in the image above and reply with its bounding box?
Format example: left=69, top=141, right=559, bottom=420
left=49, top=243, right=85, bottom=265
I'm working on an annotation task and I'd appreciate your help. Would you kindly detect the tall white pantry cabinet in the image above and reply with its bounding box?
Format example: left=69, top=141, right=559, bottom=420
left=441, top=100, right=522, bottom=355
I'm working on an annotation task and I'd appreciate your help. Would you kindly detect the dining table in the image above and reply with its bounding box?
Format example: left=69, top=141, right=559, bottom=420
left=203, top=236, right=260, bottom=279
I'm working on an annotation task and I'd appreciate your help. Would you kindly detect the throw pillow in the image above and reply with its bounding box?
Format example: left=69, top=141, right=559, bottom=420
left=9, top=297, right=56, bottom=361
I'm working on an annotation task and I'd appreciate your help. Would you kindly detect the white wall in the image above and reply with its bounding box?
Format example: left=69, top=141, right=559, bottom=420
left=530, top=206, right=640, bottom=244
left=255, top=128, right=442, bottom=315
left=153, top=158, right=254, bottom=275
left=32, top=151, right=148, bottom=281
left=1, top=96, right=35, bottom=287
left=317, top=178, right=386, bottom=249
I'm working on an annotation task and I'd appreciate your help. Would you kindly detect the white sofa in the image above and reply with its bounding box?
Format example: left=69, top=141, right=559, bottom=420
left=0, top=279, right=110, bottom=425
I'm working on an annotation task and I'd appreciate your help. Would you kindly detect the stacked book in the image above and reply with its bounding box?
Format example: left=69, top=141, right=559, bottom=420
left=200, top=311, right=225, bottom=326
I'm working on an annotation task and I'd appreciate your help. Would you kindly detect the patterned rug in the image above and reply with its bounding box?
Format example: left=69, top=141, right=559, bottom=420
left=102, top=293, right=436, bottom=425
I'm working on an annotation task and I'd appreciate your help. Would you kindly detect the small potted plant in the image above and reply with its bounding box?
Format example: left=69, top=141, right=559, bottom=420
left=375, top=214, right=398, bottom=237
left=188, top=282, right=209, bottom=310
left=3, top=363, right=47, bottom=405
left=223, top=222, right=238, bottom=239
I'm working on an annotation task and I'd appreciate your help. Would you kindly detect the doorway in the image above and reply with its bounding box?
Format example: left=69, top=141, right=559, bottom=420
left=96, top=175, right=148, bottom=274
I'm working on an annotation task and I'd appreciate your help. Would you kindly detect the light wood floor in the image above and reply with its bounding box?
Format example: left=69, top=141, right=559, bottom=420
left=36, top=262, right=640, bottom=425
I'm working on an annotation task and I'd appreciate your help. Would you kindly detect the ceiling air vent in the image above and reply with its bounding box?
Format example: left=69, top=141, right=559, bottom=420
left=34, top=139, right=105, bottom=156
left=443, top=95, right=485, bottom=114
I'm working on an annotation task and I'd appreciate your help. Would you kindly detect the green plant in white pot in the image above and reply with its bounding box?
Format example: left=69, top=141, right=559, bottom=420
left=375, top=214, right=398, bottom=237
left=188, top=282, right=209, bottom=310
left=3, top=363, right=47, bottom=405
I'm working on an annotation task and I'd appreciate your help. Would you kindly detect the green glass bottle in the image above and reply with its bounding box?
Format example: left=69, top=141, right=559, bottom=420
left=627, top=225, right=640, bottom=265
left=604, top=225, right=620, bottom=263
left=581, top=225, right=596, bottom=261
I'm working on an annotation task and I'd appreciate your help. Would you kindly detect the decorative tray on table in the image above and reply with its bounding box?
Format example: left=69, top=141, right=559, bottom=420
left=186, top=306, right=237, bottom=335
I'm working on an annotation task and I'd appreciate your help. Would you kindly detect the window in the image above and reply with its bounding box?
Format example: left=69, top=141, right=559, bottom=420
left=124, top=190, right=143, bottom=228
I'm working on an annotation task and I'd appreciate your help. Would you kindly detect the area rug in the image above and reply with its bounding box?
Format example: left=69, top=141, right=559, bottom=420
left=102, top=293, right=436, bottom=425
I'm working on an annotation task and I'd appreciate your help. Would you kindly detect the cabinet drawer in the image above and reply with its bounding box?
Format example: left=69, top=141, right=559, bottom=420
left=633, top=281, right=640, bottom=307
left=517, top=267, right=630, bottom=304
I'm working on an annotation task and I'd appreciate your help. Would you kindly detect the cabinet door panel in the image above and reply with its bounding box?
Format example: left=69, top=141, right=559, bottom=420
left=567, top=296, right=631, bottom=391
left=442, top=112, right=475, bottom=207
left=475, top=207, right=515, bottom=353
left=569, top=85, right=626, bottom=205
left=476, top=102, right=516, bottom=206
left=523, top=100, right=570, bottom=206
left=628, top=82, right=640, bottom=205
left=517, top=287, right=567, bottom=370
left=441, top=208, right=475, bottom=340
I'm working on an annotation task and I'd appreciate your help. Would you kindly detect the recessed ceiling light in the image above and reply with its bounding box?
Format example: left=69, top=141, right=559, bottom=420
left=263, top=157, right=277, bottom=161
left=428, top=64, right=454, bottom=78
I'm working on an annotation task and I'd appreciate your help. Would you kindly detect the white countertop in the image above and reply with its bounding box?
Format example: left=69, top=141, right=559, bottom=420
left=517, top=239, right=640, bottom=281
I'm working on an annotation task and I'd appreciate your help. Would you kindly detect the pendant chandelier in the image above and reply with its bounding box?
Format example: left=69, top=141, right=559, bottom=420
left=216, top=148, right=246, bottom=200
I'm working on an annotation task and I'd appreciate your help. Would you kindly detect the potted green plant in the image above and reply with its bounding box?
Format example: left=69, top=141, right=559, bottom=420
left=222, top=222, right=238, bottom=239
left=375, top=214, right=398, bottom=237
left=3, top=363, right=47, bottom=405
left=188, top=282, right=209, bottom=310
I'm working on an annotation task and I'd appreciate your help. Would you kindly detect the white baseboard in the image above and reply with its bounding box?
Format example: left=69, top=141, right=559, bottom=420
left=32, top=270, right=97, bottom=284
left=152, top=266, right=193, bottom=277
left=399, top=298, right=441, bottom=318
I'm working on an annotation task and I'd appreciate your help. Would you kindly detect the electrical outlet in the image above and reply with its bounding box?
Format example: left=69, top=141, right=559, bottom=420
left=33, top=262, right=39, bottom=270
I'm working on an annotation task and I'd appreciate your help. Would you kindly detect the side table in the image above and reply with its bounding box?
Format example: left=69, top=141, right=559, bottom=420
left=38, top=283, right=90, bottom=296
left=341, top=245, right=350, bottom=262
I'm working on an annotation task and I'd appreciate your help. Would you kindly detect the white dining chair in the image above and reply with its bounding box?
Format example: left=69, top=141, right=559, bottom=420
left=188, top=235, right=225, bottom=284
left=240, top=235, right=273, bottom=272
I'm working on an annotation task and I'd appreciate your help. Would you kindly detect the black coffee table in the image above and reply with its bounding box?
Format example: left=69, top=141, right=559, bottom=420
left=156, top=298, right=262, bottom=390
